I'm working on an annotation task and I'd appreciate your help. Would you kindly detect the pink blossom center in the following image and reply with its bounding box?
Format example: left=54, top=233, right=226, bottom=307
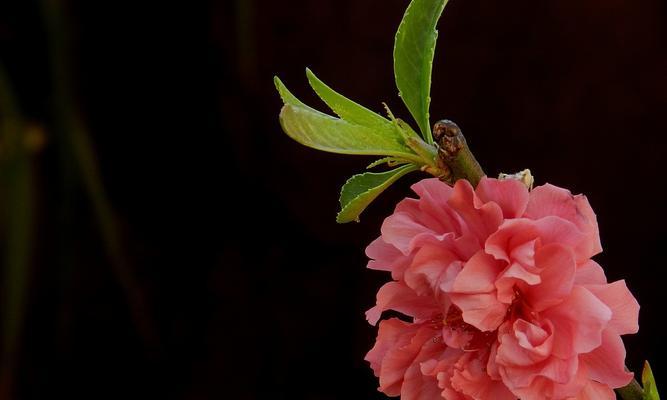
left=431, top=306, right=497, bottom=352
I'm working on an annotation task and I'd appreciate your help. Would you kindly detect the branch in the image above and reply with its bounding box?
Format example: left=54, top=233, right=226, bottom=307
left=433, top=120, right=485, bottom=187
left=616, top=378, right=644, bottom=400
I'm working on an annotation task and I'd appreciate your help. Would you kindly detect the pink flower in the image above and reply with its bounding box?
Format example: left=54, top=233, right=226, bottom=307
left=365, top=177, right=639, bottom=400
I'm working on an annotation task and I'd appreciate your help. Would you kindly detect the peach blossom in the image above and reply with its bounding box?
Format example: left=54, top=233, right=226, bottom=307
left=365, top=177, right=639, bottom=400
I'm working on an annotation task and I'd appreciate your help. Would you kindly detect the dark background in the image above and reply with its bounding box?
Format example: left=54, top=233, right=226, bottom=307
left=0, top=0, right=666, bottom=399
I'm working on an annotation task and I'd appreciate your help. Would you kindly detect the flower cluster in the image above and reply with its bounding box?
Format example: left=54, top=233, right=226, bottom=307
left=365, top=178, right=639, bottom=400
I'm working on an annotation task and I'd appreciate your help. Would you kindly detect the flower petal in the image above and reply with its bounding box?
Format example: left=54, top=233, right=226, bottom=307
left=452, top=250, right=503, bottom=294
left=366, top=281, right=440, bottom=325
left=574, top=259, right=607, bottom=285
left=476, top=177, right=530, bottom=219
left=366, top=237, right=412, bottom=280
left=448, top=179, right=504, bottom=245
left=410, top=178, right=462, bottom=235
left=585, top=280, right=639, bottom=335
left=451, top=352, right=517, bottom=400
left=580, top=329, right=633, bottom=388
left=487, top=217, right=593, bottom=264
left=525, top=184, right=602, bottom=258
left=401, top=339, right=451, bottom=400
left=378, top=324, right=437, bottom=395
left=523, top=243, right=576, bottom=311
left=497, top=319, right=554, bottom=367
left=366, top=318, right=413, bottom=377
left=381, top=211, right=435, bottom=255
left=545, top=286, right=612, bottom=357
left=405, top=244, right=461, bottom=296
left=574, top=380, right=616, bottom=400
left=449, top=292, right=507, bottom=332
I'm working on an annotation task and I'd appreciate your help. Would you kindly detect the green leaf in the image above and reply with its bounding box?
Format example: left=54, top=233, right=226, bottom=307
left=279, top=105, right=423, bottom=160
left=306, top=68, right=393, bottom=133
left=337, top=164, right=419, bottom=223
left=274, top=76, right=306, bottom=107
left=643, top=361, right=660, bottom=400
left=394, top=0, right=448, bottom=144
left=275, top=77, right=423, bottom=162
left=366, top=156, right=410, bottom=169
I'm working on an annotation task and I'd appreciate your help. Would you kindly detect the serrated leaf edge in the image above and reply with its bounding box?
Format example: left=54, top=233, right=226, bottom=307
left=393, top=0, right=449, bottom=144
left=336, top=164, right=419, bottom=223
left=366, top=156, right=411, bottom=169
left=305, top=68, right=393, bottom=129
left=279, top=104, right=425, bottom=163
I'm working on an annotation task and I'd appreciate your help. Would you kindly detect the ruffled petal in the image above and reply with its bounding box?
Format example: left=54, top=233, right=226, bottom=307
left=497, top=319, right=554, bottom=367
left=405, top=244, right=462, bottom=296
left=499, top=351, right=579, bottom=389
left=381, top=211, right=436, bottom=255
left=452, top=251, right=504, bottom=294
left=485, top=219, right=538, bottom=263
left=585, top=280, right=639, bottom=335
left=448, top=179, right=504, bottom=245
left=574, top=259, right=607, bottom=285
left=366, top=318, right=414, bottom=376
left=449, top=292, right=507, bottom=332
left=451, top=352, right=517, bottom=400
left=366, top=281, right=440, bottom=325
left=506, top=362, right=588, bottom=400
left=487, top=217, right=593, bottom=264
left=410, top=178, right=463, bottom=236
left=523, top=243, right=576, bottom=311
left=366, top=236, right=412, bottom=280
left=580, top=329, right=633, bottom=389
left=525, top=184, right=602, bottom=258
left=572, top=380, right=616, bottom=400
left=378, top=325, right=438, bottom=395
left=545, top=286, right=612, bottom=358
left=401, top=337, right=452, bottom=400
left=475, top=177, right=529, bottom=219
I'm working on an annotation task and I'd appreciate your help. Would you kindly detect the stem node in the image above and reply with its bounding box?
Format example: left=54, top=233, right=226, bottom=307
left=433, top=120, right=485, bottom=186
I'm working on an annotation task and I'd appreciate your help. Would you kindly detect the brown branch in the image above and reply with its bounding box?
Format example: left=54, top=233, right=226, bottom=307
left=433, top=120, right=485, bottom=187
left=616, top=377, right=644, bottom=400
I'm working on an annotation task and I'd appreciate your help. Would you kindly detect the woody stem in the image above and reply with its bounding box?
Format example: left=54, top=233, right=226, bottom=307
left=616, top=378, right=644, bottom=400
left=433, top=120, right=485, bottom=187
